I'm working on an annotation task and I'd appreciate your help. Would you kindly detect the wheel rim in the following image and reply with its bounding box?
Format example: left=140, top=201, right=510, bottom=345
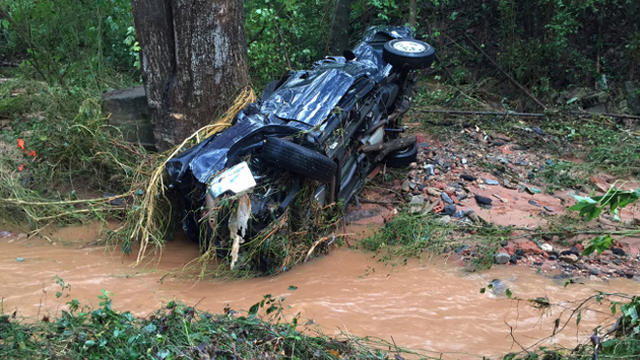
left=392, top=40, right=426, bottom=53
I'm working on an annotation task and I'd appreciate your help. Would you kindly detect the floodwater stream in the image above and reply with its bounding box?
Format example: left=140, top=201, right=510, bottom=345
left=1, top=223, right=638, bottom=359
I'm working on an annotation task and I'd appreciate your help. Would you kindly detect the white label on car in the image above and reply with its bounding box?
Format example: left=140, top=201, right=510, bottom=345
left=208, top=161, right=257, bottom=198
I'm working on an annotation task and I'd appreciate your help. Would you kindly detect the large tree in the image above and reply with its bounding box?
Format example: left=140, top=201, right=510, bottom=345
left=131, top=0, right=249, bottom=150
left=328, top=0, right=352, bottom=55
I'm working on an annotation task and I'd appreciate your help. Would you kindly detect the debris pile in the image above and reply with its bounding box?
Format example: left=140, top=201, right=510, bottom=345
left=359, top=126, right=640, bottom=280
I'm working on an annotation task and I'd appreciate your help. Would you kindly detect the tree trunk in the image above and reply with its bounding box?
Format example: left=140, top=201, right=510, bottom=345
left=327, top=0, right=352, bottom=56
left=131, top=0, right=249, bottom=150
left=408, top=0, right=417, bottom=28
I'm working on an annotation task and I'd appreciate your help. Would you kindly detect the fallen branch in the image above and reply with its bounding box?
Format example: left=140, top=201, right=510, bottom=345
left=414, top=108, right=545, bottom=118
left=413, top=107, right=640, bottom=121
left=304, top=233, right=351, bottom=262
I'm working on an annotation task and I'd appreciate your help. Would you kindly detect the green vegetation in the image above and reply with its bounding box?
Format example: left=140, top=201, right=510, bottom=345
left=360, top=211, right=511, bottom=271
left=0, top=291, right=405, bottom=359
left=504, top=293, right=640, bottom=359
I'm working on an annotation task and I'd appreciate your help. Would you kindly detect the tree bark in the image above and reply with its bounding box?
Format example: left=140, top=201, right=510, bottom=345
left=408, top=0, right=417, bottom=28
left=327, top=0, right=352, bottom=55
left=131, top=0, right=249, bottom=150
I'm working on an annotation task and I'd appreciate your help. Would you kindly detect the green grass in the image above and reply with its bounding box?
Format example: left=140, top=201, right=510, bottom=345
left=360, top=211, right=511, bottom=270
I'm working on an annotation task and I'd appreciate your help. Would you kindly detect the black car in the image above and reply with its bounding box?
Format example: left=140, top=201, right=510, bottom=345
left=166, top=26, right=434, bottom=267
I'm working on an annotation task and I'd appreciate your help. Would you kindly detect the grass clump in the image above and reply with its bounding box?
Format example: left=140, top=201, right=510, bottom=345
left=359, top=212, right=458, bottom=258
left=360, top=210, right=513, bottom=271
left=0, top=291, right=410, bottom=360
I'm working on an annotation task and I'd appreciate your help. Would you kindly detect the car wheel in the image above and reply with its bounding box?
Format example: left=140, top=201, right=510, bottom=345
left=260, top=137, right=337, bottom=183
left=383, top=39, right=435, bottom=70
left=385, top=142, right=418, bottom=168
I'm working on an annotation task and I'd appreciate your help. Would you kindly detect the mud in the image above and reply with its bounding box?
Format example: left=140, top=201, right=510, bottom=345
left=1, top=224, right=638, bottom=359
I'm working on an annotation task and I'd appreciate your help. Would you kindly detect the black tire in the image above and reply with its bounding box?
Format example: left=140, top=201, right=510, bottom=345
left=260, top=137, right=337, bottom=183
left=383, top=39, right=435, bottom=70
left=385, top=143, right=418, bottom=168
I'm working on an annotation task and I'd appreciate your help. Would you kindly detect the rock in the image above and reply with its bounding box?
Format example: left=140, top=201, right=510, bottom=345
left=612, top=247, right=626, bottom=256
left=460, top=174, right=477, bottom=182
left=474, top=194, right=492, bottom=206
left=503, top=180, right=518, bottom=190
left=441, top=192, right=454, bottom=204
left=548, top=253, right=558, bottom=261
left=541, top=243, right=553, bottom=252
left=102, top=86, right=154, bottom=148
left=516, top=240, right=543, bottom=255
left=437, top=215, right=451, bottom=224
left=401, top=180, right=411, bottom=192
left=532, top=127, right=544, bottom=136
left=494, top=252, right=510, bottom=264
left=16, top=257, right=24, bottom=262
left=559, top=254, right=579, bottom=264
left=442, top=204, right=457, bottom=216
left=484, top=179, right=499, bottom=185
left=452, top=210, right=465, bottom=218
left=589, top=267, right=601, bottom=275
left=0, top=231, right=13, bottom=238
left=465, top=210, right=485, bottom=224
left=455, top=245, right=469, bottom=254
left=570, top=246, right=581, bottom=256
left=528, top=199, right=540, bottom=207
left=424, top=164, right=435, bottom=176
left=425, top=187, right=441, bottom=197
left=490, top=279, right=506, bottom=294
left=408, top=195, right=426, bottom=214
left=525, top=186, right=541, bottom=194
left=509, top=255, right=518, bottom=264
left=543, top=206, right=554, bottom=213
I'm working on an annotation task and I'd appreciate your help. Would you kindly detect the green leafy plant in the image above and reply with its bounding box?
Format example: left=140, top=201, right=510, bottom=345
left=569, top=186, right=640, bottom=255
left=570, top=187, right=640, bottom=222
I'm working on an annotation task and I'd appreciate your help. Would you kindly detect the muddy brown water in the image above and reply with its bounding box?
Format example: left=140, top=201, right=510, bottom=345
left=1, top=223, right=639, bottom=359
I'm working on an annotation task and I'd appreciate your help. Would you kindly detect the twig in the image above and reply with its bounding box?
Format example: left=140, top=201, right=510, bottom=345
left=463, top=33, right=547, bottom=110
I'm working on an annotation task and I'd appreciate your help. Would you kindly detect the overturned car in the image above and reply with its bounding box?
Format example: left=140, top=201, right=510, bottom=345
left=166, top=26, right=434, bottom=271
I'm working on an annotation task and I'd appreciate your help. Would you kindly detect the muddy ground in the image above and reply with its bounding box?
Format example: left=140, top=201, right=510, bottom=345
left=347, top=121, right=640, bottom=281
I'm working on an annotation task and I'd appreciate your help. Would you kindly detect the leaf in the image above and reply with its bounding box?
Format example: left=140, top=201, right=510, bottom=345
left=480, top=287, right=486, bottom=294
left=505, top=288, right=512, bottom=299
left=248, top=302, right=260, bottom=316
left=288, top=285, right=298, bottom=291
left=143, top=323, right=157, bottom=333
left=623, top=305, right=638, bottom=322
left=582, top=235, right=613, bottom=256
left=576, top=311, right=581, bottom=326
